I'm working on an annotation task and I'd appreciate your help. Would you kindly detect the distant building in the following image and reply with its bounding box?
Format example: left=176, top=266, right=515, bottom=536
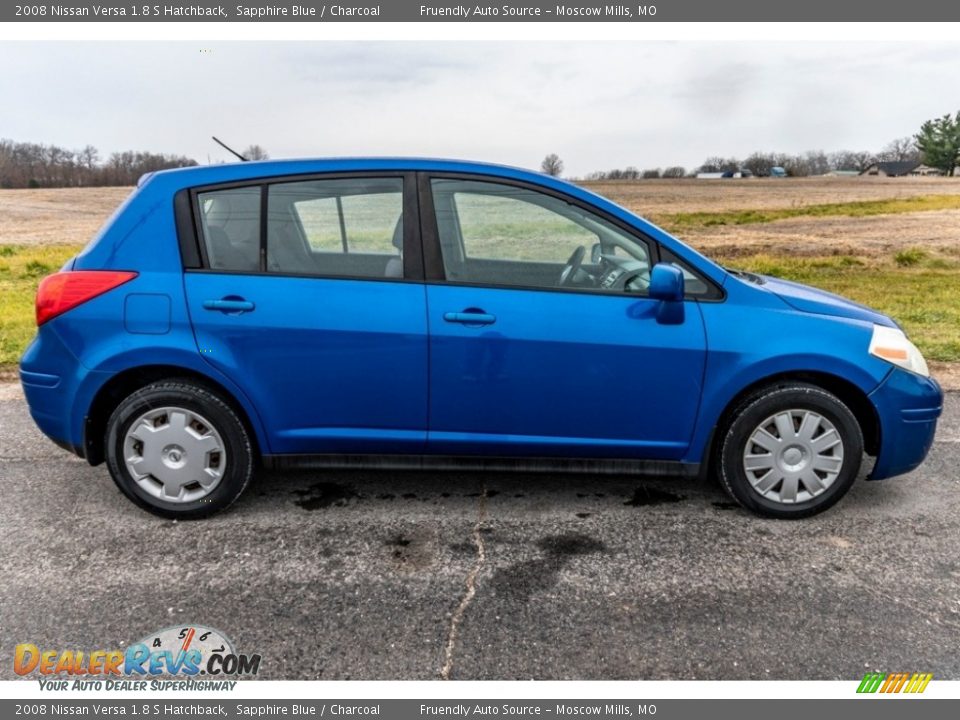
left=912, top=164, right=946, bottom=176
left=860, top=161, right=947, bottom=177
left=696, top=169, right=753, bottom=179
left=860, top=161, right=920, bottom=177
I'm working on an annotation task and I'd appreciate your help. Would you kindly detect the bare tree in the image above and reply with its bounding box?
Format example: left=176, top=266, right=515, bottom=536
left=878, top=136, right=920, bottom=164
left=540, top=153, right=563, bottom=177
left=662, top=166, right=686, bottom=178
left=699, top=157, right=740, bottom=173
left=829, top=150, right=876, bottom=172
left=0, top=138, right=197, bottom=188
left=642, top=168, right=661, bottom=179
left=804, top=150, right=830, bottom=176
left=782, top=155, right=812, bottom=177
left=78, top=145, right=99, bottom=170
left=743, top=152, right=776, bottom=177
left=698, top=157, right=725, bottom=173
left=243, top=144, right=269, bottom=161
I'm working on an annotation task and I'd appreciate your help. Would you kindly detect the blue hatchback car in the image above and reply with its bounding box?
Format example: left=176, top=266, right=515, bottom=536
left=20, top=158, right=943, bottom=519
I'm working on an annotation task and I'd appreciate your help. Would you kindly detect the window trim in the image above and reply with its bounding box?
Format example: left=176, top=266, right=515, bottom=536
left=178, top=171, right=424, bottom=283
left=258, top=184, right=268, bottom=272
left=417, top=171, right=725, bottom=302
left=174, top=188, right=202, bottom=269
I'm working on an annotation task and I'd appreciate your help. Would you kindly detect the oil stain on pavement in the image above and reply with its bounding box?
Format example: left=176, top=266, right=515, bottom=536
left=292, top=481, right=357, bottom=510
left=624, top=485, right=685, bottom=506
left=490, top=533, right=607, bottom=601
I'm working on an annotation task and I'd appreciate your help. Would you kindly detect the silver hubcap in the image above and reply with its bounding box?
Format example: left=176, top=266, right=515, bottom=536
left=742, top=409, right=844, bottom=504
left=123, top=407, right=226, bottom=503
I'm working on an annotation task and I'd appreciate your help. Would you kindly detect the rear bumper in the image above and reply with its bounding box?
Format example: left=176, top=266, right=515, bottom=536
left=20, top=330, right=75, bottom=449
left=868, top=368, right=943, bottom=480
left=20, top=379, right=85, bottom=458
left=19, top=326, right=103, bottom=459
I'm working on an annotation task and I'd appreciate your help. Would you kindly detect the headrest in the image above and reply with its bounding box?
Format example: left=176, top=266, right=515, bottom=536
left=392, top=214, right=403, bottom=250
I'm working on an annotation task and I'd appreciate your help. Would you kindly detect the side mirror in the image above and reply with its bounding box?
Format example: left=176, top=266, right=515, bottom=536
left=649, top=263, right=684, bottom=302
left=590, top=243, right=602, bottom=264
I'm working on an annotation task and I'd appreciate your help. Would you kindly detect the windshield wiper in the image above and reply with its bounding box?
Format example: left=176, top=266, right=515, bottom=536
left=726, top=268, right=766, bottom=285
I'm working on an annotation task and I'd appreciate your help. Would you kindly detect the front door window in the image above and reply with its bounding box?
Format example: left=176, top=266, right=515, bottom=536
left=430, top=178, right=652, bottom=293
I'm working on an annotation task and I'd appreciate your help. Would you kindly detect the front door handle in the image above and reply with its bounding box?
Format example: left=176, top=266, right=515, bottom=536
left=203, top=298, right=255, bottom=314
left=443, top=310, right=496, bottom=326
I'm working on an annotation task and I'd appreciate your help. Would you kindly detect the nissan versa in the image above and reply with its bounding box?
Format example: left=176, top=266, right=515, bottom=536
left=20, top=159, right=943, bottom=519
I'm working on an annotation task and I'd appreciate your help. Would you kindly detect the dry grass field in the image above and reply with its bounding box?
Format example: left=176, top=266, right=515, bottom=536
left=1, top=178, right=958, bottom=386
left=0, top=186, right=132, bottom=247
left=586, top=177, right=960, bottom=264
left=585, top=176, right=960, bottom=213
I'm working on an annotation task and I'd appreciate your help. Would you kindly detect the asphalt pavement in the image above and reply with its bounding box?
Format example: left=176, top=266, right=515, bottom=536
left=2, top=388, right=958, bottom=680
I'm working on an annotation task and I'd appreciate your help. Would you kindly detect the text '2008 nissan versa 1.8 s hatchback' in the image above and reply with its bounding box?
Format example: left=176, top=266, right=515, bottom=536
left=21, top=159, right=943, bottom=519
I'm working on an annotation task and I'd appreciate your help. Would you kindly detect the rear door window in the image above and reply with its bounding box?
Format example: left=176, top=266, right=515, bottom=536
left=196, top=186, right=261, bottom=272
left=267, top=178, right=405, bottom=278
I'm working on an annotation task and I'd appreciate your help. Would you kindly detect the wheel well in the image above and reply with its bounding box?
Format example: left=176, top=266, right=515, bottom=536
left=83, top=365, right=260, bottom=466
left=708, top=371, right=881, bottom=461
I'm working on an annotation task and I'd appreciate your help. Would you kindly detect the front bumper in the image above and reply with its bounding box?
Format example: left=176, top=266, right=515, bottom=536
left=868, top=367, right=943, bottom=480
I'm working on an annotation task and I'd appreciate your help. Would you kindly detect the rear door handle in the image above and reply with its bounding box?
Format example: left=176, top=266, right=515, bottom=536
left=443, top=310, right=496, bottom=326
left=203, top=298, right=255, bottom=314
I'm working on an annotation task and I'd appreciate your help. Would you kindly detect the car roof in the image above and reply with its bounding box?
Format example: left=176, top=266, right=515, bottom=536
left=147, top=157, right=560, bottom=190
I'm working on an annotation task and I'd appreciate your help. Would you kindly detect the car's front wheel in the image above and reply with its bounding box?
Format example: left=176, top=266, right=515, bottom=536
left=105, top=380, right=254, bottom=519
left=718, top=383, right=863, bottom=519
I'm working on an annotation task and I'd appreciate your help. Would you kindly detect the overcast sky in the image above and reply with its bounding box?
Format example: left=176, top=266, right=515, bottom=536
left=0, top=42, right=956, bottom=175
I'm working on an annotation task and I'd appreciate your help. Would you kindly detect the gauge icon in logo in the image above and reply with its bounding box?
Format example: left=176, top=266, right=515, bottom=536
left=135, top=625, right=235, bottom=664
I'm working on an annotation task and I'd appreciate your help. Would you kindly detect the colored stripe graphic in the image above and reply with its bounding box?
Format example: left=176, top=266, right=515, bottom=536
left=857, top=672, right=885, bottom=693
left=914, top=673, right=933, bottom=693
left=857, top=672, right=932, bottom=693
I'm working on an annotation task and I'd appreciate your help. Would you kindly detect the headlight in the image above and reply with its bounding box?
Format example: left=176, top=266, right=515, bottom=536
left=869, top=325, right=929, bottom=377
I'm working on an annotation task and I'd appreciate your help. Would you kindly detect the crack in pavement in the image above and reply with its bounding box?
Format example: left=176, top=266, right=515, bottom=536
left=440, top=483, right=488, bottom=680
left=846, top=571, right=960, bottom=632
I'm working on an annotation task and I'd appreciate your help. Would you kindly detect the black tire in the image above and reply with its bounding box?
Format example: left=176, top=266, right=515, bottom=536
left=105, top=380, right=254, bottom=519
left=717, top=383, right=863, bottom=519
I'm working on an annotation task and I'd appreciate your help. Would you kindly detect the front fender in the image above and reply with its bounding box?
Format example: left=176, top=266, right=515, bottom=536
left=687, top=291, right=893, bottom=463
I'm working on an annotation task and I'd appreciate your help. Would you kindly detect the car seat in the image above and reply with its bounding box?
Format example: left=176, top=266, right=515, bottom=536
left=384, top=215, right=404, bottom=278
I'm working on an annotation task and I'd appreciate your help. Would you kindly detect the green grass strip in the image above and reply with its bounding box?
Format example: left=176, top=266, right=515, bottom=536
left=657, top=194, right=960, bottom=229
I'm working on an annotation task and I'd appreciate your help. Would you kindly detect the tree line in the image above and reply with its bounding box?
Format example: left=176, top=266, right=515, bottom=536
left=0, top=139, right=199, bottom=188
left=548, top=109, right=960, bottom=180
left=7, top=108, right=960, bottom=187
left=574, top=136, right=922, bottom=181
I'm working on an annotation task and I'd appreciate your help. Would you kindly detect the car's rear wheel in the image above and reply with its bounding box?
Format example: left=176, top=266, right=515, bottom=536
left=105, top=380, right=253, bottom=519
left=718, top=383, right=863, bottom=519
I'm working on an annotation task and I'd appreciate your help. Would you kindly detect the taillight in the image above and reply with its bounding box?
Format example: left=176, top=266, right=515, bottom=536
left=36, top=271, right=138, bottom=326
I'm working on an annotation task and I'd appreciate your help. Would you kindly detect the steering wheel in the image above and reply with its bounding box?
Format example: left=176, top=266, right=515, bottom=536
left=614, top=267, right=652, bottom=293
left=558, top=245, right=586, bottom=287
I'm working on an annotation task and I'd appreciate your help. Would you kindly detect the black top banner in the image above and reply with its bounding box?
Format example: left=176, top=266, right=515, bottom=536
left=5, top=0, right=960, bottom=22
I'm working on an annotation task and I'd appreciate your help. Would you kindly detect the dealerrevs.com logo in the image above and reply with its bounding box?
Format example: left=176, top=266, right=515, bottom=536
left=15, top=625, right=260, bottom=691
